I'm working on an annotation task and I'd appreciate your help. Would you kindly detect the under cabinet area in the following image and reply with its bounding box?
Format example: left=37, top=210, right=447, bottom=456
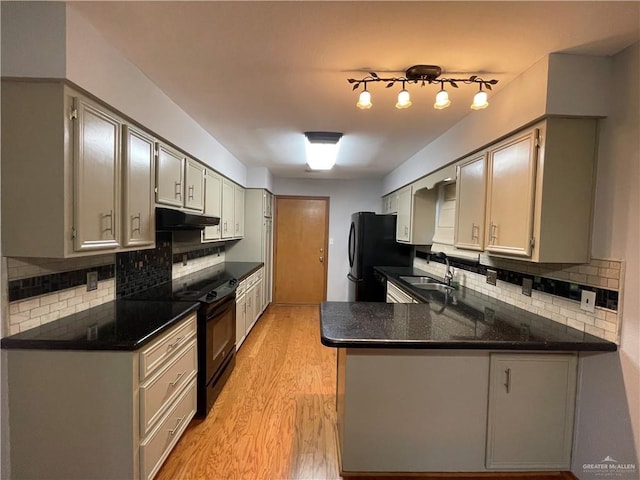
left=1, top=80, right=157, bottom=257
left=5, top=312, right=198, bottom=480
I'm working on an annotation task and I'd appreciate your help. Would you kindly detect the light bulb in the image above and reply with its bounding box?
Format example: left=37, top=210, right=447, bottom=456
left=356, top=90, right=372, bottom=109
left=471, top=90, right=488, bottom=110
left=434, top=89, right=451, bottom=109
left=395, top=89, right=412, bottom=109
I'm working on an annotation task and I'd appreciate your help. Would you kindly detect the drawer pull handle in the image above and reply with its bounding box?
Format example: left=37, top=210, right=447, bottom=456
left=169, top=371, right=185, bottom=387
left=168, top=416, right=185, bottom=436
left=167, top=337, right=183, bottom=350
left=504, top=368, right=511, bottom=394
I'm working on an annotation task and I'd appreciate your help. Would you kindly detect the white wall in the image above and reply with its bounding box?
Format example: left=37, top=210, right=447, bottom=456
left=571, top=43, right=639, bottom=478
left=272, top=177, right=382, bottom=301
left=246, top=167, right=274, bottom=191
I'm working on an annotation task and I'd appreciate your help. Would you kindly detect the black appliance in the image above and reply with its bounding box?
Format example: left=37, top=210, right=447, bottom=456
left=347, top=212, right=413, bottom=302
left=156, top=207, right=220, bottom=231
left=129, top=265, right=237, bottom=417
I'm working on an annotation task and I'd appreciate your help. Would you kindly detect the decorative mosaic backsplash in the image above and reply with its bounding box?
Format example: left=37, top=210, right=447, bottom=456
left=414, top=254, right=623, bottom=343
left=115, top=232, right=173, bottom=298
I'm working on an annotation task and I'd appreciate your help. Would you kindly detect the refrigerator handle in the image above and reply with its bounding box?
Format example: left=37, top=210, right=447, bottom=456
left=347, top=273, right=362, bottom=283
left=348, top=222, right=356, bottom=268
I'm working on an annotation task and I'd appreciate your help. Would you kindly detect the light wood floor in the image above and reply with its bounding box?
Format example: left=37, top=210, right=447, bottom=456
left=155, top=305, right=577, bottom=480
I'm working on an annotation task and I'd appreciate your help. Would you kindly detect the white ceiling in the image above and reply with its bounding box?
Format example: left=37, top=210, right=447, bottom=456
left=71, top=1, right=640, bottom=180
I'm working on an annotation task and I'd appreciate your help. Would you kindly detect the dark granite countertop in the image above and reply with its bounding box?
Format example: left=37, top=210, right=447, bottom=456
left=320, top=266, right=616, bottom=352
left=223, top=261, right=264, bottom=281
left=1, top=261, right=265, bottom=352
left=1, top=300, right=199, bottom=351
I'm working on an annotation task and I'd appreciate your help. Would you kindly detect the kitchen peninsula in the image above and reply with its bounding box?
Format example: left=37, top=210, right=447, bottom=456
left=320, top=275, right=616, bottom=475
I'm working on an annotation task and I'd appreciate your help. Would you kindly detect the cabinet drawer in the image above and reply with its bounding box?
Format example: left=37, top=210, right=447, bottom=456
left=139, top=313, right=196, bottom=381
left=140, top=378, right=197, bottom=480
left=140, top=339, right=197, bottom=436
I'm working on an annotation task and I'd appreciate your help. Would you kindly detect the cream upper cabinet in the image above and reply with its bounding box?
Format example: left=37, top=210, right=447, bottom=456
left=455, top=153, right=487, bottom=251
left=184, top=158, right=205, bottom=212
left=396, top=186, right=436, bottom=245
left=485, top=129, right=538, bottom=257
left=221, top=178, right=235, bottom=239
left=156, top=143, right=185, bottom=208
left=2, top=80, right=147, bottom=257
left=263, top=191, right=273, bottom=218
left=483, top=118, right=597, bottom=263
left=486, top=353, right=577, bottom=470
left=203, top=169, right=222, bottom=242
left=234, top=184, right=245, bottom=238
left=122, top=125, right=155, bottom=248
left=382, top=192, right=399, bottom=214
left=73, top=97, right=122, bottom=252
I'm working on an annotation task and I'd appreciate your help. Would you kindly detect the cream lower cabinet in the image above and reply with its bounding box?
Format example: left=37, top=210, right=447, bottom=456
left=483, top=118, right=597, bottom=263
left=338, top=349, right=578, bottom=473
left=235, top=280, right=247, bottom=349
left=1, top=80, right=157, bottom=257
left=455, top=153, right=487, bottom=251
left=5, top=313, right=197, bottom=480
left=486, top=353, right=577, bottom=470
left=385, top=281, right=419, bottom=304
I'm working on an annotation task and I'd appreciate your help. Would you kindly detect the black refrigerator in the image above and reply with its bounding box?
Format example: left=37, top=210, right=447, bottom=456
left=347, top=212, right=414, bottom=302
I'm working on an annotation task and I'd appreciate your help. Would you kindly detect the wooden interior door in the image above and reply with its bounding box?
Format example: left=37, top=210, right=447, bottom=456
left=274, top=196, right=329, bottom=304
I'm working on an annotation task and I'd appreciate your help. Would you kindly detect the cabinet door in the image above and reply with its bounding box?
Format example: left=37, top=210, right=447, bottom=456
left=455, top=154, right=486, bottom=251
left=396, top=187, right=412, bottom=242
left=387, top=193, right=398, bottom=214
left=156, top=144, right=184, bottom=207
left=245, top=286, right=255, bottom=335
left=221, top=179, right=235, bottom=239
left=73, top=98, right=121, bottom=251
left=263, top=220, right=273, bottom=306
left=203, top=169, right=222, bottom=241
left=486, top=353, right=577, bottom=470
left=184, top=158, right=205, bottom=211
left=122, top=125, right=155, bottom=248
left=235, top=292, right=246, bottom=347
left=485, top=130, right=538, bottom=257
left=234, top=185, right=245, bottom=238
left=263, top=191, right=273, bottom=218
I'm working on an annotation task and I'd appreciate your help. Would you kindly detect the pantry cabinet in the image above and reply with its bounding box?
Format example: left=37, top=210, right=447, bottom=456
left=202, top=169, right=222, bottom=242
left=122, top=126, right=156, bottom=248
left=454, top=153, right=487, bottom=251
left=396, top=186, right=436, bottom=245
left=156, top=143, right=185, bottom=208
left=482, top=118, right=597, bottom=263
left=1, top=80, right=157, bottom=257
left=486, top=353, right=577, bottom=470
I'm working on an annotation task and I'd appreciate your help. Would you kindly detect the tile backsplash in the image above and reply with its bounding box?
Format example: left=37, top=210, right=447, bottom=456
left=414, top=255, right=623, bottom=343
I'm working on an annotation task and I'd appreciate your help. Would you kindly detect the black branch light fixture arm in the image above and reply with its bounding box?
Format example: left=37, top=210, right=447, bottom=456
left=347, top=65, right=499, bottom=110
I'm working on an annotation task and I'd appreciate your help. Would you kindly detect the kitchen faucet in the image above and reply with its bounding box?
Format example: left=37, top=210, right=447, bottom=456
left=433, top=252, right=453, bottom=286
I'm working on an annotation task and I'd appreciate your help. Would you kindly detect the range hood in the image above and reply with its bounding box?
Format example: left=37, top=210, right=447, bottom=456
left=156, top=207, right=220, bottom=231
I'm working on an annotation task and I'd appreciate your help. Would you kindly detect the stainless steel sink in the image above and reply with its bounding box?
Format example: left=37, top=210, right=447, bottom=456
left=398, top=276, right=453, bottom=294
left=399, top=276, right=443, bottom=285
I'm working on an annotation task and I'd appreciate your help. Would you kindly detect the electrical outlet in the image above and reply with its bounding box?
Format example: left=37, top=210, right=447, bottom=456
left=522, top=277, right=533, bottom=297
left=486, top=269, right=497, bottom=286
left=580, top=290, right=596, bottom=313
left=182, top=253, right=188, bottom=266
left=86, top=271, right=98, bottom=291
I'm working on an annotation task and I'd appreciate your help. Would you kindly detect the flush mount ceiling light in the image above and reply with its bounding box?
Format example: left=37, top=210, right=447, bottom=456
left=304, top=131, right=343, bottom=170
left=348, top=65, right=498, bottom=111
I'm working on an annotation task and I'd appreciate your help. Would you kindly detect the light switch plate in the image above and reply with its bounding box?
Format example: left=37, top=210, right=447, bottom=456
left=486, top=269, right=497, bottom=286
left=580, top=290, right=596, bottom=313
